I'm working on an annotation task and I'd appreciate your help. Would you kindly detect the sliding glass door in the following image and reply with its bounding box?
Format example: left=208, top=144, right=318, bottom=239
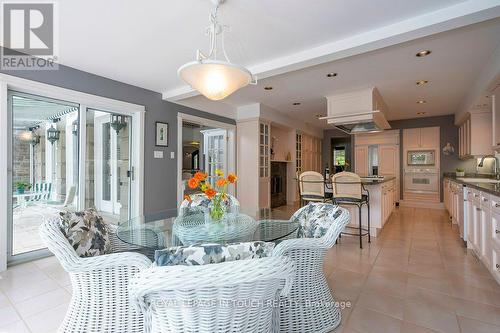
left=7, top=91, right=134, bottom=263
left=8, top=91, right=80, bottom=260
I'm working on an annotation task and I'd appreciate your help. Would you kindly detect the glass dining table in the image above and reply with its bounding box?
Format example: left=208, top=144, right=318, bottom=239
left=116, top=206, right=299, bottom=259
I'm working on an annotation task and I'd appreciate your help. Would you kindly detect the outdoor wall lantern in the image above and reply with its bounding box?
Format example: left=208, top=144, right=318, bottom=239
left=47, top=119, right=60, bottom=145
left=110, top=114, right=127, bottom=134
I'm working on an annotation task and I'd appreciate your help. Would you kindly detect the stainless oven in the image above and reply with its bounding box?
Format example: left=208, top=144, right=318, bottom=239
left=404, top=168, right=439, bottom=194
left=407, top=150, right=436, bottom=166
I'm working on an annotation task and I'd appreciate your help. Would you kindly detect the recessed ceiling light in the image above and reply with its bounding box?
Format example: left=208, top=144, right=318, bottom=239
left=417, top=112, right=426, bottom=115
left=416, top=100, right=426, bottom=104
left=416, top=80, right=429, bottom=86
left=264, top=86, right=273, bottom=90
left=326, top=72, right=338, bottom=78
left=293, top=102, right=301, bottom=106
left=416, top=50, right=431, bottom=57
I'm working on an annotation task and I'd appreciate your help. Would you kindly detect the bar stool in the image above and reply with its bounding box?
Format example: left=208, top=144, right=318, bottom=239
left=331, top=172, right=370, bottom=249
left=298, top=171, right=327, bottom=206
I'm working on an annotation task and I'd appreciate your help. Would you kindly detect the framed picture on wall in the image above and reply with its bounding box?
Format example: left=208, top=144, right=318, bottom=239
left=155, top=122, right=169, bottom=147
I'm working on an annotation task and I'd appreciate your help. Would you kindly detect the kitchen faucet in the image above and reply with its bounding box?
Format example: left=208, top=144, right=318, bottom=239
left=478, top=155, right=500, bottom=180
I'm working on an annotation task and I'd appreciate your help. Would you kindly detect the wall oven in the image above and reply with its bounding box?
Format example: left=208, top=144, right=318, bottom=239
left=404, top=168, right=439, bottom=194
left=407, top=150, right=436, bottom=166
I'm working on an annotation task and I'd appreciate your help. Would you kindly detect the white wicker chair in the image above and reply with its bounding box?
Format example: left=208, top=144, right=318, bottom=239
left=39, top=217, right=152, bottom=333
left=129, top=256, right=296, bottom=333
left=273, top=203, right=350, bottom=333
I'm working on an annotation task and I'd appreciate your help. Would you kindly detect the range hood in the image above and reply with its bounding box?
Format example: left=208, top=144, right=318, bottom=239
left=322, top=88, right=391, bottom=134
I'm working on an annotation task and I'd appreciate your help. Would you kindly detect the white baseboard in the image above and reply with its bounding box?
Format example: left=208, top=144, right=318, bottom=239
left=399, top=200, right=444, bottom=209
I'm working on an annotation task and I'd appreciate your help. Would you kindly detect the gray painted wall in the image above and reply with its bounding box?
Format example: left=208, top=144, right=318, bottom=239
left=1, top=51, right=235, bottom=214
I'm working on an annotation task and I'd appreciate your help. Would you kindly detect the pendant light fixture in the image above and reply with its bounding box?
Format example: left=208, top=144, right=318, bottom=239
left=178, top=0, right=256, bottom=101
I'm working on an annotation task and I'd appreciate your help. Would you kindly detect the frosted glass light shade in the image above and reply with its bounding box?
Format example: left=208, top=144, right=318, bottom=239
left=178, top=60, right=252, bottom=100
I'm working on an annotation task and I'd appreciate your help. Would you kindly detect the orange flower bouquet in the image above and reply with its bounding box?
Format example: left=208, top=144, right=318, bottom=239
left=185, top=169, right=238, bottom=222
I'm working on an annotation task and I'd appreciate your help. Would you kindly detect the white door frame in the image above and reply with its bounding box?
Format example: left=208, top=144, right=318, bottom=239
left=0, top=74, right=145, bottom=271
left=177, top=113, right=236, bottom=205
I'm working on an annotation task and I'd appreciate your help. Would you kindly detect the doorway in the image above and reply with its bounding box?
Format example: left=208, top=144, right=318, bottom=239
left=177, top=113, right=235, bottom=204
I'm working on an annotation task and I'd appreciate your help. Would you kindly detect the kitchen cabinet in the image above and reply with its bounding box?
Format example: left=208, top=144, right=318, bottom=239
left=353, top=130, right=400, bottom=201
left=444, top=179, right=451, bottom=213
left=403, top=127, right=439, bottom=149
left=381, top=180, right=395, bottom=223
left=354, top=146, right=369, bottom=176
left=458, top=111, right=493, bottom=159
left=450, top=180, right=500, bottom=285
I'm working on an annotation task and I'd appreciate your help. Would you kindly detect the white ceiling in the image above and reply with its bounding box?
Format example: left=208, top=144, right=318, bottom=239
left=56, top=0, right=473, bottom=93
left=7, top=0, right=499, bottom=128
left=180, top=18, right=500, bottom=127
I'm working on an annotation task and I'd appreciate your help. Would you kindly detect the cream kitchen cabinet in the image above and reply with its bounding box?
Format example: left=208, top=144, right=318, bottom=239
left=458, top=111, right=493, bottom=159
left=403, top=127, right=439, bottom=149
left=354, top=146, right=369, bottom=176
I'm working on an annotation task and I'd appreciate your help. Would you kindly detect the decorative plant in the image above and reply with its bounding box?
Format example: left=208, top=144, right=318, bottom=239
left=185, top=170, right=238, bottom=221
left=15, top=182, right=31, bottom=190
left=455, top=168, right=464, bottom=172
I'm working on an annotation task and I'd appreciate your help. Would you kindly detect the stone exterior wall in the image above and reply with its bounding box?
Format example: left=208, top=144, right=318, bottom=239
left=12, top=129, right=31, bottom=187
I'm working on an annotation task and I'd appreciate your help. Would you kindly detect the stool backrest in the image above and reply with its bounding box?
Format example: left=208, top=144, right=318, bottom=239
left=331, top=172, right=362, bottom=200
left=299, top=171, right=324, bottom=197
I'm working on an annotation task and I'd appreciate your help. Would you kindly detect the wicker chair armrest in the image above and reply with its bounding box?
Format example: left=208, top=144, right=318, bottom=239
left=65, top=251, right=152, bottom=273
left=272, top=238, right=328, bottom=256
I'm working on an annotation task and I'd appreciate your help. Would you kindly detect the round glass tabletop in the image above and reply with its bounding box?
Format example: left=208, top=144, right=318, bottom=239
left=116, top=207, right=299, bottom=251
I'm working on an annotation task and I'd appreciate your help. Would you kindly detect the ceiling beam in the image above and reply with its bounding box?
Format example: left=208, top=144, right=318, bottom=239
left=163, top=0, right=500, bottom=102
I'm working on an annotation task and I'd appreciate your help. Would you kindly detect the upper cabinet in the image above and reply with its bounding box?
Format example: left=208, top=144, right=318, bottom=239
left=403, top=127, right=439, bottom=149
left=458, top=111, right=492, bottom=159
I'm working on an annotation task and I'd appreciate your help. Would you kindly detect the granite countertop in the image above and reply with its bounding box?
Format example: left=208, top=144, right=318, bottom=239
left=360, top=176, right=396, bottom=185
left=444, top=174, right=500, bottom=197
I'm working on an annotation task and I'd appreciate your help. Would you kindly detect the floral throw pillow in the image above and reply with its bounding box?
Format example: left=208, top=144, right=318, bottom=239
left=155, top=241, right=274, bottom=266
left=292, top=202, right=343, bottom=238
left=59, top=208, right=111, bottom=257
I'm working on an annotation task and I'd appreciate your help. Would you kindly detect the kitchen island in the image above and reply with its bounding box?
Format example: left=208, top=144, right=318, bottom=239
left=325, top=176, right=397, bottom=237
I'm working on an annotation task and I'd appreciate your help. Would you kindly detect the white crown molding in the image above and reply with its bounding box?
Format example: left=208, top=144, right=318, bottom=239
left=163, top=0, right=500, bottom=102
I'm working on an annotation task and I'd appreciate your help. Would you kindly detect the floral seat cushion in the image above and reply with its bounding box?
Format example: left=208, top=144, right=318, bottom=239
left=155, top=241, right=274, bottom=266
left=180, top=193, right=240, bottom=215
left=291, top=202, right=343, bottom=238
left=58, top=208, right=111, bottom=257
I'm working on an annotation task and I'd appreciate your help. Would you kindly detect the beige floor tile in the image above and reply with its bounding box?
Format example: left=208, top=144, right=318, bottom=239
left=346, top=306, right=402, bottom=333
left=404, top=286, right=458, bottom=313
left=0, top=305, right=22, bottom=328
left=13, top=288, right=71, bottom=317
left=355, top=291, right=405, bottom=320
left=403, top=300, right=460, bottom=333
left=0, top=320, right=31, bottom=333
left=24, top=302, right=69, bottom=333
left=407, top=273, right=452, bottom=295
left=401, top=321, right=440, bottom=333
left=457, top=316, right=500, bottom=333
left=2, top=278, right=61, bottom=303
left=453, top=298, right=500, bottom=327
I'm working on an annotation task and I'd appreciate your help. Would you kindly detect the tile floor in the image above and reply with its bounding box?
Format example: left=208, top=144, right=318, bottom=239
left=1, top=206, right=499, bottom=333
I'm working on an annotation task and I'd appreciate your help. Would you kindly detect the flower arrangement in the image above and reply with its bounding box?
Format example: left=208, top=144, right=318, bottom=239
left=185, top=169, right=238, bottom=222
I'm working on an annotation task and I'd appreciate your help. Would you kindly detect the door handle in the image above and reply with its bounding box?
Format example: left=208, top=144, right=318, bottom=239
left=496, top=229, right=500, bottom=234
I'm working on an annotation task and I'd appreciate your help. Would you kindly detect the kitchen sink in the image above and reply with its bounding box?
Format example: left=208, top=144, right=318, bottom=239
left=457, top=177, right=500, bottom=183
